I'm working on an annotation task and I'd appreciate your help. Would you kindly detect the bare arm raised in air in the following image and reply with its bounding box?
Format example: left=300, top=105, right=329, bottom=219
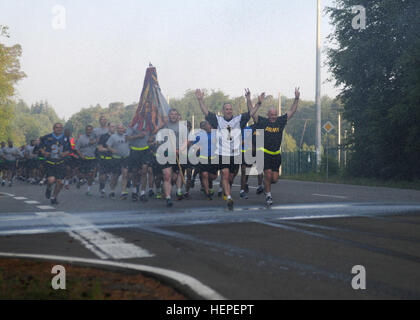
left=245, top=89, right=265, bottom=123
left=195, top=89, right=209, bottom=117
left=286, top=87, right=300, bottom=121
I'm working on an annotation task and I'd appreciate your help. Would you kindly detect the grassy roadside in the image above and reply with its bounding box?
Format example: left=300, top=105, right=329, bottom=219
left=281, top=173, right=420, bottom=191
left=0, top=258, right=187, bottom=300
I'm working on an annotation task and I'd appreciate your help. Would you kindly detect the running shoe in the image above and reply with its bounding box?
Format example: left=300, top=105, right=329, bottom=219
left=131, top=192, right=139, bottom=202
left=256, top=185, right=264, bottom=195
left=109, top=192, right=116, bottom=200
left=176, top=192, right=183, bottom=201
left=100, top=190, right=106, bottom=198
left=240, top=190, right=248, bottom=199
left=209, top=188, right=214, bottom=196
left=155, top=192, right=162, bottom=200
left=139, top=193, right=148, bottom=202
left=148, top=189, right=155, bottom=197
left=120, top=192, right=128, bottom=200
left=266, top=196, right=273, bottom=207
left=166, top=198, right=173, bottom=207
left=50, top=198, right=58, bottom=205
left=227, top=198, right=234, bottom=211
left=45, top=186, right=52, bottom=199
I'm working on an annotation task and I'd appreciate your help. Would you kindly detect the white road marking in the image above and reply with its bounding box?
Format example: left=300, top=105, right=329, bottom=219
left=13, top=197, right=28, bottom=200
left=277, top=214, right=351, bottom=220
left=1, top=193, right=15, bottom=197
left=0, top=216, right=43, bottom=222
left=312, top=193, right=347, bottom=199
left=67, top=231, right=109, bottom=259
left=36, top=205, right=55, bottom=210
left=2, top=203, right=420, bottom=237
left=35, top=211, right=154, bottom=260
left=25, top=201, right=40, bottom=204
left=0, top=228, right=55, bottom=236
left=271, top=204, right=350, bottom=210
left=0, top=252, right=225, bottom=300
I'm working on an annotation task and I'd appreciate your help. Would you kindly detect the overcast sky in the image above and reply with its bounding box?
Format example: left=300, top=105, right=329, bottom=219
left=2, top=0, right=339, bottom=119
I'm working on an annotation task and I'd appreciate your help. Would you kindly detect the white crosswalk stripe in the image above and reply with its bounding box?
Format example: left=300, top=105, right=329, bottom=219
left=35, top=211, right=154, bottom=260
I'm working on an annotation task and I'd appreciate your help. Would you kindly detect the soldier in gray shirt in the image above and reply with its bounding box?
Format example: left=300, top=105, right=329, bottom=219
left=106, top=124, right=130, bottom=200
left=92, top=115, right=109, bottom=142
left=2, top=140, right=19, bottom=186
left=24, top=143, right=36, bottom=159
left=126, top=124, right=151, bottom=202
left=24, top=141, right=37, bottom=184
left=158, top=108, right=188, bottom=208
left=76, top=125, right=97, bottom=196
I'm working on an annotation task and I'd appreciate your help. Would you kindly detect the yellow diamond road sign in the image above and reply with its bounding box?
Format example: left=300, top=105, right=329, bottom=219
left=323, top=121, right=334, bottom=133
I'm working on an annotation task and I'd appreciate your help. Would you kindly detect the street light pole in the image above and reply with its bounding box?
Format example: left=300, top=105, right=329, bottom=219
left=338, top=112, right=341, bottom=167
left=279, top=92, right=282, bottom=176
left=315, top=0, right=322, bottom=169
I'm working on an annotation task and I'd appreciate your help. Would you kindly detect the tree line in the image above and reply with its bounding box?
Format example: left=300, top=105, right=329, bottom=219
left=3, top=0, right=419, bottom=181
left=327, top=0, right=420, bottom=179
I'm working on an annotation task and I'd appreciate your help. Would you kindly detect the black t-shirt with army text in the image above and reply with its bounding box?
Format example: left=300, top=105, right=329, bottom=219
left=255, top=114, right=288, bottom=152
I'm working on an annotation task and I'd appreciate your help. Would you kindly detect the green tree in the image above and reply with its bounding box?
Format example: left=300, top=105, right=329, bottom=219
left=327, top=0, right=420, bottom=179
left=0, top=25, right=26, bottom=142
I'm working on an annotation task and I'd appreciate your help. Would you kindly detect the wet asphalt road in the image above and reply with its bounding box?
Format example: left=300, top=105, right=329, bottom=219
left=1, top=177, right=420, bottom=299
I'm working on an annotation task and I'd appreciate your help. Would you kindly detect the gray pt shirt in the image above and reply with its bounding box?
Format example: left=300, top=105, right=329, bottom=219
left=126, top=125, right=150, bottom=149
left=106, top=133, right=130, bottom=158
left=2, top=147, right=20, bottom=161
left=76, top=134, right=97, bottom=158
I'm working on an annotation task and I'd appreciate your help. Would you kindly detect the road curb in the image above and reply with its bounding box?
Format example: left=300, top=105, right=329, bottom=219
left=0, top=252, right=226, bottom=300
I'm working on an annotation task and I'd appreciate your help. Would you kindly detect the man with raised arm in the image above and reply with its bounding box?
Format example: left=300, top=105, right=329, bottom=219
left=195, top=89, right=262, bottom=210
left=248, top=87, right=300, bottom=206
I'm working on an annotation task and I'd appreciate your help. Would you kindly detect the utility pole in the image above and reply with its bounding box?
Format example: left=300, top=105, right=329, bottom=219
left=338, top=113, right=341, bottom=167
left=279, top=92, right=282, bottom=176
left=299, top=119, right=308, bottom=174
left=315, top=0, right=322, bottom=169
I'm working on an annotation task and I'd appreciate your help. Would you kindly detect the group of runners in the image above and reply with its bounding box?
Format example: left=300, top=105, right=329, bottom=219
left=0, top=88, right=300, bottom=210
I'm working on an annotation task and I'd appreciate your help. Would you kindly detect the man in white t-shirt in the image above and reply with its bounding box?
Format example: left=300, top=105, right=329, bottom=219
left=195, top=89, right=262, bottom=210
